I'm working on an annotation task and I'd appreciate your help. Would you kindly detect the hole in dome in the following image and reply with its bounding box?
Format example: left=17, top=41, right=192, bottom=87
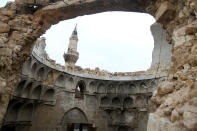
left=41, top=11, right=155, bottom=72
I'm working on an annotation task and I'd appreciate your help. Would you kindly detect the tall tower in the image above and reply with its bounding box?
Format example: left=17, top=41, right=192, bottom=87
left=64, top=25, right=79, bottom=67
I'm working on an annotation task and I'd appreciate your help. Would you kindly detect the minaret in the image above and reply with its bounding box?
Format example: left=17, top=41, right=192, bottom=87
left=64, top=25, right=79, bottom=67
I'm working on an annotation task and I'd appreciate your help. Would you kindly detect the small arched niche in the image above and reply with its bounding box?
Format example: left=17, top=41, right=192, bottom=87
left=129, top=83, right=138, bottom=93
left=22, top=82, right=33, bottom=98
left=65, top=77, right=74, bottom=90
left=97, top=83, right=105, bottom=94
left=135, top=96, right=145, bottom=107
left=43, top=88, right=55, bottom=102
left=55, top=74, right=66, bottom=87
left=75, top=81, right=86, bottom=99
left=118, top=126, right=128, bottom=131
left=31, top=85, right=42, bottom=100
left=117, top=84, right=124, bottom=94
left=89, top=81, right=97, bottom=93
left=100, top=96, right=110, bottom=106
left=22, top=57, right=32, bottom=75
left=31, top=62, right=37, bottom=77
left=36, top=67, right=45, bottom=81
left=15, top=80, right=26, bottom=96
left=123, top=97, right=133, bottom=109
left=107, top=84, right=116, bottom=94
left=6, top=102, right=23, bottom=122
left=112, top=97, right=121, bottom=107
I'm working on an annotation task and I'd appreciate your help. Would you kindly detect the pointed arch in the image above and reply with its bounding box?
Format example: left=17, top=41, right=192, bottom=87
left=6, top=101, right=23, bottom=122
left=100, top=96, right=110, bottom=106
left=36, top=67, right=45, bottom=81
left=112, top=97, right=121, bottom=107
left=129, top=83, right=138, bottom=93
left=15, top=80, right=26, bottom=96
left=75, top=80, right=86, bottom=98
left=22, top=82, right=33, bottom=98
left=55, top=74, right=66, bottom=87
left=43, top=88, right=55, bottom=101
left=97, top=83, right=105, bottom=94
left=107, top=84, right=116, bottom=94
left=118, top=126, right=128, bottom=131
left=31, top=85, right=42, bottom=100
left=61, top=107, right=88, bottom=124
left=31, top=62, right=37, bottom=75
left=123, top=97, right=133, bottom=108
left=89, top=81, right=97, bottom=93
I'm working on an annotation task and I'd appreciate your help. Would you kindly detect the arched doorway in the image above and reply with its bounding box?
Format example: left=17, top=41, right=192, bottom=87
left=61, top=108, right=95, bottom=131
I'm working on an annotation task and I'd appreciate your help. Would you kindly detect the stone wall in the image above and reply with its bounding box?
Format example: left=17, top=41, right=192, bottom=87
left=1, top=54, right=163, bottom=131
left=0, top=0, right=197, bottom=130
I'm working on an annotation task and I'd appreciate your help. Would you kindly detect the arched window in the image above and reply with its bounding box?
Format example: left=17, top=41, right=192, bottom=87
left=75, top=81, right=86, bottom=99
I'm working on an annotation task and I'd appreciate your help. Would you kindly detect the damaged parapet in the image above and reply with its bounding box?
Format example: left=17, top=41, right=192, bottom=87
left=149, top=22, right=172, bottom=74
left=64, top=25, right=79, bottom=67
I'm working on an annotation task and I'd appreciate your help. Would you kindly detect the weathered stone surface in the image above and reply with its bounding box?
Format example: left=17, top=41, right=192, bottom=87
left=183, top=111, right=197, bottom=130
left=0, top=48, right=12, bottom=56
left=171, top=109, right=180, bottom=122
left=0, top=15, right=9, bottom=23
left=0, top=22, right=10, bottom=33
left=155, top=1, right=175, bottom=24
left=172, top=20, right=197, bottom=47
left=0, top=8, right=15, bottom=18
left=147, top=113, right=187, bottom=131
left=157, top=81, right=175, bottom=95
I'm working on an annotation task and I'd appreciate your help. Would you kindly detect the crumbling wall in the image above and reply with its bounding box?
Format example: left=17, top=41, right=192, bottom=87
left=147, top=0, right=197, bottom=130
left=0, top=0, right=197, bottom=130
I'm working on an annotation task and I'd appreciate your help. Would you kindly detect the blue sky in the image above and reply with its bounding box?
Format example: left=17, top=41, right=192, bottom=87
left=1, top=1, right=156, bottom=72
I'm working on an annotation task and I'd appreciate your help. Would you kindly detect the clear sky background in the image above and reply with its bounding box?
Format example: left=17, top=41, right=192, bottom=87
left=1, top=1, right=156, bottom=72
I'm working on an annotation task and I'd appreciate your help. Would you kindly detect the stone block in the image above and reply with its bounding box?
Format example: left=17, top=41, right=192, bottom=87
left=171, top=109, right=180, bottom=122
left=0, top=22, right=10, bottom=33
left=155, top=2, right=175, bottom=23
left=0, top=9, right=15, bottom=18
left=36, top=0, right=49, bottom=5
left=26, top=0, right=35, bottom=4
left=0, top=48, right=12, bottom=56
left=0, top=15, right=9, bottom=23
left=15, top=0, right=26, bottom=4
left=183, top=111, right=197, bottom=130
left=0, top=36, right=8, bottom=45
left=157, top=81, right=175, bottom=95
left=172, top=20, right=197, bottom=47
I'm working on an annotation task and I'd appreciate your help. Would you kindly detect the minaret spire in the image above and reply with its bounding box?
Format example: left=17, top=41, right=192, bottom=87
left=63, top=25, right=79, bottom=67
left=71, top=24, right=78, bottom=39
